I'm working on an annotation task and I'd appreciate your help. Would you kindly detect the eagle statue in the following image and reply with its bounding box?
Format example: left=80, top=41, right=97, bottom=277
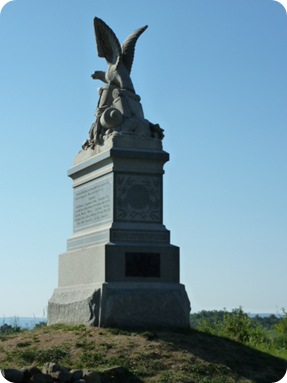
left=91, top=17, right=148, bottom=93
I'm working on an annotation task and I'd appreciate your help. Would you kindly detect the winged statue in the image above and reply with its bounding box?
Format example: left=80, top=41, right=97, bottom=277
left=82, top=18, right=163, bottom=150
left=91, top=17, right=148, bottom=92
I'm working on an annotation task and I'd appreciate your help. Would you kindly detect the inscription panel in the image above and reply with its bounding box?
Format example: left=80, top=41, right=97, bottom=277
left=74, top=174, right=112, bottom=232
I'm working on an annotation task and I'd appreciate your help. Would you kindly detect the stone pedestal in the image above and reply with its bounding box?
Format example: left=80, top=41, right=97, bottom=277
left=48, top=135, right=190, bottom=328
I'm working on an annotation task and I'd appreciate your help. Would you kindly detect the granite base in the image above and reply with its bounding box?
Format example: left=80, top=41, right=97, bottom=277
left=48, top=282, right=190, bottom=329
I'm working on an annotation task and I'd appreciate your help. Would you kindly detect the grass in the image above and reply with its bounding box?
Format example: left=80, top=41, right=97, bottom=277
left=0, top=324, right=286, bottom=383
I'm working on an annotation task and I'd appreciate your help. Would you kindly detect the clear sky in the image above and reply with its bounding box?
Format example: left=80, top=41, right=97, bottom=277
left=0, top=0, right=286, bottom=317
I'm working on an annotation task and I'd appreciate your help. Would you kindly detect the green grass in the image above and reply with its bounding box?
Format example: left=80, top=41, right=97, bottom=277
left=4, top=345, right=71, bottom=366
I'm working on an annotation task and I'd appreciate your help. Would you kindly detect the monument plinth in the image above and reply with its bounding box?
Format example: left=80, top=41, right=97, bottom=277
left=48, top=18, right=190, bottom=328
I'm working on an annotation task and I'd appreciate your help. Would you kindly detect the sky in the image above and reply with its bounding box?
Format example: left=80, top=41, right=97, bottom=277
left=0, top=0, right=286, bottom=317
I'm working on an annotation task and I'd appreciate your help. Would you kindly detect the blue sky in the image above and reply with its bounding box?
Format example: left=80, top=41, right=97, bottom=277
left=0, top=0, right=286, bottom=317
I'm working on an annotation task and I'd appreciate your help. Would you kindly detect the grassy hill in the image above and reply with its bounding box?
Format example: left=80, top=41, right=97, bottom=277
left=0, top=324, right=286, bottom=383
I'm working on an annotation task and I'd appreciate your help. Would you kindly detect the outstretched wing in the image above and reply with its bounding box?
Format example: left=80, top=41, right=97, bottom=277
left=93, top=17, right=122, bottom=66
left=121, top=25, right=148, bottom=74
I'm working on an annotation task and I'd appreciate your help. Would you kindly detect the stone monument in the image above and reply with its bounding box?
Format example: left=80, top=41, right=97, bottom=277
left=48, top=17, right=190, bottom=328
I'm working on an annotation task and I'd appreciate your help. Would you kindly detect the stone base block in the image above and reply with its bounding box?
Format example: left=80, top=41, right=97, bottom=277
left=100, top=282, right=191, bottom=328
left=48, top=284, right=102, bottom=326
left=48, top=282, right=190, bottom=329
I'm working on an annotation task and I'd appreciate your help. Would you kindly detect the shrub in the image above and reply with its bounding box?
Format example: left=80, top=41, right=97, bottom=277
left=222, top=307, right=255, bottom=342
left=191, top=310, right=225, bottom=335
left=275, top=308, right=287, bottom=335
left=0, top=317, right=21, bottom=335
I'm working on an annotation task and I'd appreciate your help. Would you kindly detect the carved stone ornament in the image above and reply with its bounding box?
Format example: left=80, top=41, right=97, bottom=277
left=82, top=17, right=164, bottom=150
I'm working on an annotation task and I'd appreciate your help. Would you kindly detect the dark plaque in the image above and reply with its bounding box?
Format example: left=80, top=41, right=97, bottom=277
left=125, top=252, right=161, bottom=278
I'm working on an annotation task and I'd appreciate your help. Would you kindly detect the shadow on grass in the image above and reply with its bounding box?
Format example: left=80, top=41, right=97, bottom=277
left=100, top=366, right=143, bottom=383
left=155, top=328, right=286, bottom=383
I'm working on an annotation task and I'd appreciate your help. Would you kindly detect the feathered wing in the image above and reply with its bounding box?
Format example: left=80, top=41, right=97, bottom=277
left=93, top=17, right=122, bottom=67
left=121, top=25, right=148, bottom=74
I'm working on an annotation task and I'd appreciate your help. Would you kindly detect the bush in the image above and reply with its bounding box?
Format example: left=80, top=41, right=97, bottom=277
left=223, top=307, right=254, bottom=342
left=191, top=310, right=225, bottom=335
left=275, top=308, right=287, bottom=335
left=191, top=307, right=270, bottom=347
left=0, top=317, right=21, bottom=335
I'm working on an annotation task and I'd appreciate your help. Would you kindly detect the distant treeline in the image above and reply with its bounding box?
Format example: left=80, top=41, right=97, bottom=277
left=190, top=309, right=281, bottom=331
